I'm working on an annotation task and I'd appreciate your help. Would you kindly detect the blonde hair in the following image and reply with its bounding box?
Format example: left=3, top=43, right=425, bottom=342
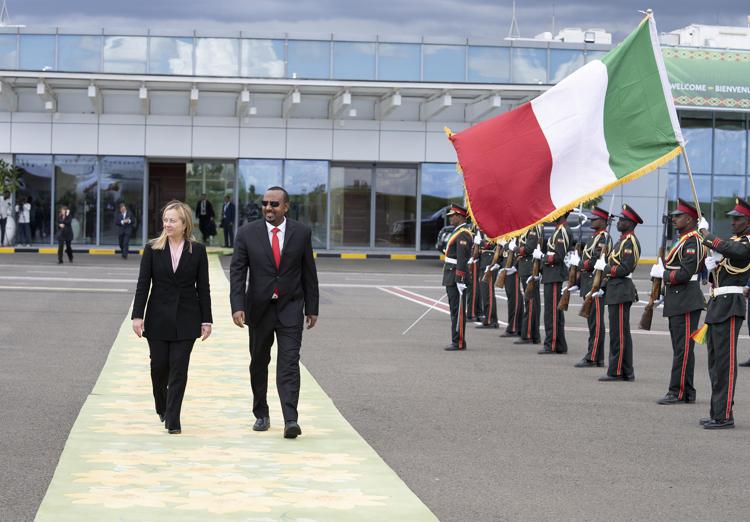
left=150, top=200, right=196, bottom=251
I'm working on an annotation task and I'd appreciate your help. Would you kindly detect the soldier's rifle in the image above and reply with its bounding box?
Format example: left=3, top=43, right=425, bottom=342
left=524, top=252, right=541, bottom=300
left=496, top=242, right=516, bottom=289
left=580, top=196, right=616, bottom=318
left=559, top=211, right=585, bottom=311
left=482, top=243, right=503, bottom=284
left=639, top=191, right=671, bottom=330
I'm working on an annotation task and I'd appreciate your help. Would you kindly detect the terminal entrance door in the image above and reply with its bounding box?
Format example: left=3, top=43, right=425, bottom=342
left=148, top=162, right=186, bottom=238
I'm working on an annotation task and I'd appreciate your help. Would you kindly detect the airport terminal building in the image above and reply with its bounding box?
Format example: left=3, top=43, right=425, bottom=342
left=0, top=23, right=748, bottom=255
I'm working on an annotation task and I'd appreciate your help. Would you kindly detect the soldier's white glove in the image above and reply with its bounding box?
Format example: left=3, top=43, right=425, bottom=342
left=490, top=263, right=500, bottom=272
left=704, top=256, right=717, bottom=272
left=567, top=251, right=581, bottom=268
left=593, top=258, right=607, bottom=271
left=594, top=289, right=604, bottom=298
left=698, top=217, right=710, bottom=232
left=505, top=266, right=517, bottom=275
left=532, top=247, right=543, bottom=260
left=649, top=259, right=664, bottom=279
left=498, top=239, right=508, bottom=247
left=526, top=275, right=541, bottom=284
left=467, top=257, right=477, bottom=265
left=457, top=283, right=467, bottom=295
left=567, top=284, right=579, bottom=293
left=507, top=239, right=517, bottom=252
left=474, top=232, right=483, bottom=245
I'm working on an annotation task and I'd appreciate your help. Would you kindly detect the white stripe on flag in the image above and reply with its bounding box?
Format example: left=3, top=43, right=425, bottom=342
left=648, top=15, right=684, bottom=146
left=530, top=60, right=616, bottom=207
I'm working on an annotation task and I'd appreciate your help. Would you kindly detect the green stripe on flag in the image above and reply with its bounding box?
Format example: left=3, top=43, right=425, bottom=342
left=601, top=18, right=680, bottom=179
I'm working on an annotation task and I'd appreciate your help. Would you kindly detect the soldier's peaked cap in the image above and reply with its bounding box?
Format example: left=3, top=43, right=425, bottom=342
left=446, top=204, right=467, bottom=217
left=591, top=206, right=610, bottom=221
left=619, top=204, right=643, bottom=224
left=669, top=198, right=698, bottom=219
left=727, top=197, right=750, bottom=218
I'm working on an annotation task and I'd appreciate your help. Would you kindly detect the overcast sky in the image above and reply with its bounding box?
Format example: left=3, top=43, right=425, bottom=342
left=6, top=1, right=750, bottom=41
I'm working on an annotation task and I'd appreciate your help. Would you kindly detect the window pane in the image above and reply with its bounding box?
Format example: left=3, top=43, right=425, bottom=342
left=284, top=160, right=328, bottom=248
left=330, top=165, right=370, bottom=247
left=99, top=157, right=144, bottom=246
left=512, top=47, right=547, bottom=84
left=677, top=173, right=711, bottom=211
left=375, top=166, right=417, bottom=248
left=287, top=40, right=330, bottom=79
left=714, top=117, right=747, bottom=175
left=549, top=49, right=584, bottom=83
left=195, top=38, right=239, bottom=76
left=15, top=155, right=53, bottom=244
left=377, top=43, right=420, bottom=81
left=19, top=35, right=55, bottom=71
left=423, top=44, right=465, bottom=82
left=680, top=117, right=712, bottom=174
left=420, top=163, right=464, bottom=250
left=333, top=42, right=375, bottom=80
left=58, top=35, right=101, bottom=73
left=0, top=34, right=17, bottom=69
left=585, top=50, right=608, bottom=63
left=149, top=36, right=193, bottom=75
left=713, top=175, right=744, bottom=238
left=468, top=46, right=509, bottom=83
left=238, top=159, right=283, bottom=227
left=241, top=39, right=284, bottom=77
left=54, top=156, right=98, bottom=244
left=103, top=36, right=147, bottom=74
left=185, top=162, right=236, bottom=243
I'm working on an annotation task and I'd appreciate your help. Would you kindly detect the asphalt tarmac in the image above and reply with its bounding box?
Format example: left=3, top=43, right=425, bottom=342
left=3, top=253, right=750, bottom=521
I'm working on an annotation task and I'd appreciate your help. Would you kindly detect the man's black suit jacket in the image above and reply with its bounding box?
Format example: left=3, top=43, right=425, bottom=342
left=115, top=210, right=136, bottom=234
left=230, top=218, right=319, bottom=327
left=132, top=241, right=213, bottom=340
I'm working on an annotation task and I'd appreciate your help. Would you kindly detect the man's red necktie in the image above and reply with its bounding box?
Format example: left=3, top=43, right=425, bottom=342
left=272, top=228, right=281, bottom=297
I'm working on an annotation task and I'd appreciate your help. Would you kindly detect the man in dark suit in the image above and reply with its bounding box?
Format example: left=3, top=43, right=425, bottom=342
left=56, top=205, right=74, bottom=264
left=221, top=195, right=236, bottom=248
left=230, top=186, right=319, bottom=439
left=115, top=202, right=136, bottom=259
left=196, top=194, right=215, bottom=244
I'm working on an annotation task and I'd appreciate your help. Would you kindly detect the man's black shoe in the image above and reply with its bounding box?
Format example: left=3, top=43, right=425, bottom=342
left=513, top=339, right=532, bottom=344
left=599, top=375, right=625, bottom=382
left=537, top=349, right=554, bottom=355
left=684, top=395, right=696, bottom=404
left=253, top=417, right=270, bottom=431
left=444, top=345, right=466, bottom=351
left=500, top=332, right=519, bottom=337
left=704, top=418, right=735, bottom=429
left=596, top=361, right=605, bottom=367
left=657, top=393, right=681, bottom=405
left=168, top=428, right=181, bottom=434
left=158, top=413, right=165, bottom=423
left=574, top=359, right=595, bottom=368
left=739, top=359, right=750, bottom=367
left=622, top=374, right=635, bottom=381
left=699, top=417, right=712, bottom=426
left=284, top=421, right=302, bottom=439
left=476, top=323, right=499, bottom=329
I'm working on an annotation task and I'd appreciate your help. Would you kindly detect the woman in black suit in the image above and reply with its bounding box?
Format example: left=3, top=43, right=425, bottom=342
left=132, top=200, right=212, bottom=434
left=56, top=205, right=73, bottom=264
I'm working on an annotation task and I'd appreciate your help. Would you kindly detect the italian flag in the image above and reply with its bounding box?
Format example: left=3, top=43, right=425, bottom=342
left=448, top=14, right=683, bottom=239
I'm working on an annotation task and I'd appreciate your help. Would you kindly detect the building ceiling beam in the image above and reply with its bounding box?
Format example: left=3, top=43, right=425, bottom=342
left=282, top=89, right=301, bottom=119
left=36, top=79, right=56, bottom=111
left=329, top=89, right=352, bottom=120
left=0, top=79, right=17, bottom=111
left=420, top=92, right=451, bottom=121
left=465, top=93, right=502, bottom=123
left=377, top=91, right=401, bottom=120
left=87, top=82, right=102, bottom=114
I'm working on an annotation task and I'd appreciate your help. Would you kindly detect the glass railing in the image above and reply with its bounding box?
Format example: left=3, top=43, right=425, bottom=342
left=0, top=29, right=612, bottom=84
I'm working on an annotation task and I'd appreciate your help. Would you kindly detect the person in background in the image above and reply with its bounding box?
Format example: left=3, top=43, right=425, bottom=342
left=115, top=202, right=136, bottom=259
left=57, top=205, right=73, bottom=264
left=195, top=193, right=215, bottom=244
left=132, top=200, right=212, bottom=434
left=16, top=196, right=32, bottom=247
left=221, top=195, right=236, bottom=248
left=0, top=190, right=9, bottom=246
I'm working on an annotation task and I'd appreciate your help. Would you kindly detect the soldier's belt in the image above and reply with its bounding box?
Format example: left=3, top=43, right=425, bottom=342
left=444, top=257, right=457, bottom=264
left=710, top=286, right=745, bottom=297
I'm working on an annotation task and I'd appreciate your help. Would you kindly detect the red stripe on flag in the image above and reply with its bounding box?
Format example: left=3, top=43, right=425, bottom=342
left=450, top=103, right=554, bottom=238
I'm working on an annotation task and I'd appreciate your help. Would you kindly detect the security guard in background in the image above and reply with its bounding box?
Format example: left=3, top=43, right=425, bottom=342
left=514, top=225, right=544, bottom=345
left=476, top=229, right=499, bottom=328
left=652, top=199, right=707, bottom=404
left=443, top=204, right=474, bottom=351
left=539, top=213, right=572, bottom=354
left=575, top=206, right=613, bottom=368
left=698, top=198, right=750, bottom=429
left=598, top=204, right=642, bottom=382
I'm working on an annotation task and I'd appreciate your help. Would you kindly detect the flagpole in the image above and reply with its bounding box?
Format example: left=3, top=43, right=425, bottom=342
left=680, top=145, right=703, bottom=220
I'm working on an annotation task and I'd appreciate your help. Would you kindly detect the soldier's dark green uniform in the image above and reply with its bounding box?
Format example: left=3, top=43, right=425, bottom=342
left=576, top=207, right=612, bottom=367
left=515, top=225, right=543, bottom=344
left=699, top=198, right=750, bottom=428
left=540, top=217, right=572, bottom=354
left=502, top=243, right=521, bottom=334
left=659, top=199, right=707, bottom=404
left=468, top=224, right=483, bottom=321
left=477, top=232, right=499, bottom=328
left=600, top=205, right=642, bottom=381
left=443, top=205, right=474, bottom=351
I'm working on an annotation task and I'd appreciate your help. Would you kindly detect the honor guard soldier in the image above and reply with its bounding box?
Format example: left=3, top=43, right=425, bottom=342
left=698, top=198, right=750, bottom=429
left=514, top=225, right=544, bottom=344
left=467, top=222, right=483, bottom=322
left=652, top=199, right=707, bottom=404
left=575, top=206, right=613, bottom=368
left=501, top=237, right=522, bottom=335
left=476, top=230, right=499, bottom=328
left=443, top=205, right=473, bottom=351
left=539, top=213, right=572, bottom=354
left=598, top=204, right=642, bottom=382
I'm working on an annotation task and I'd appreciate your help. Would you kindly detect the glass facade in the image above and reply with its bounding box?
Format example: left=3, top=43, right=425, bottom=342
left=15, top=155, right=53, bottom=243
left=238, top=159, right=283, bottom=227
left=54, top=155, right=98, bottom=244
left=186, top=162, right=236, bottom=243
left=420, top=163, right=465, bottom=250
left=58, top=35, right=101, bottom=73
left=103, top=36, right=147, bottom=74
left=374, top=166, right=417, bottom=248
left=99, top=157, right=145, bottom=245
left=241, top=39, right=284, bottom=78
left=330, top=165, right=371, bottom=248
left=149, top=36, right=193, bottom=75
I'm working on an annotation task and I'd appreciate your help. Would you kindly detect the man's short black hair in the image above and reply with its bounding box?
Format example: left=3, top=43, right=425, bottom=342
left=266, top=186, right=289, bottom=203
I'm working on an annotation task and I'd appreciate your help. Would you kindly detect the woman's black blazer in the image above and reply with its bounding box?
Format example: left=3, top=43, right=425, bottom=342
left=132, top=241, right=212, bottom=340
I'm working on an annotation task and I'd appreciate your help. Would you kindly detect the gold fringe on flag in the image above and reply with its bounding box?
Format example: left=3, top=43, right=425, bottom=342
left=690, top=323, right=708, bottom=345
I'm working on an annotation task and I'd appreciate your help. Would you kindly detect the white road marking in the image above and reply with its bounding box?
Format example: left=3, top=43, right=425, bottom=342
left=0, top=285, right=130, bottom=293
left=0, top=276, right=134, bottom=283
